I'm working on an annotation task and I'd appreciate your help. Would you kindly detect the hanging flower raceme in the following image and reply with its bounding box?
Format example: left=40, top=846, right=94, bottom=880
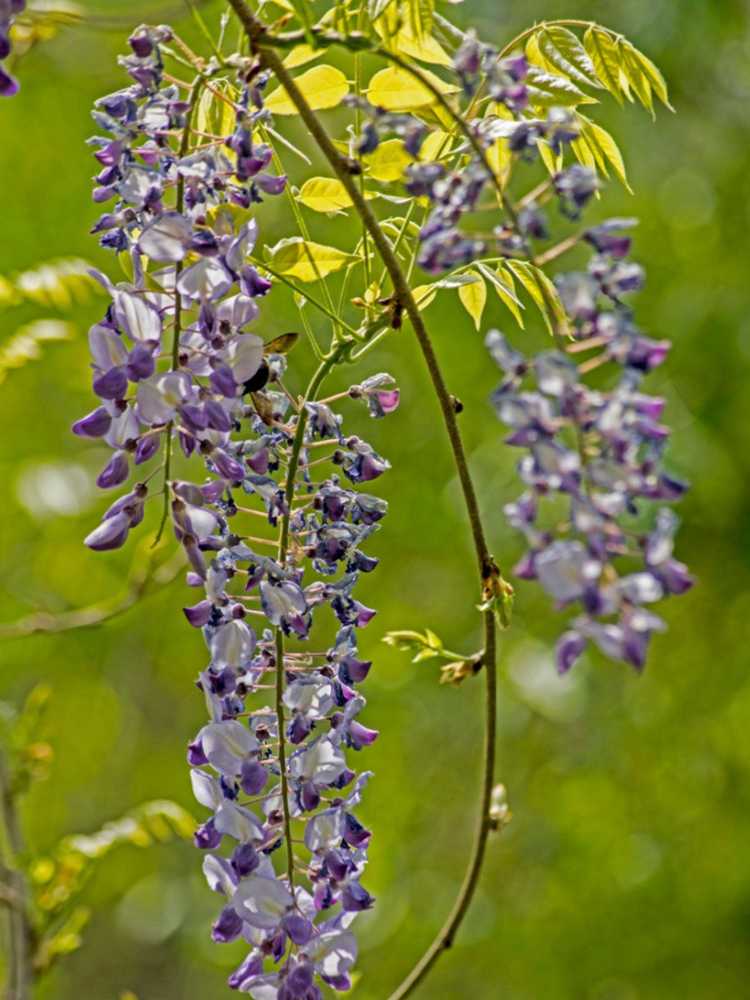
left=186, top=380, right=393, bottom=995
left=75, top=26, right=401, bottom=997
left=75, top=25, right=288, bottom=556
left=486, top=220, right=693, bottom=673
left=0, top=0, right=25, bottom=96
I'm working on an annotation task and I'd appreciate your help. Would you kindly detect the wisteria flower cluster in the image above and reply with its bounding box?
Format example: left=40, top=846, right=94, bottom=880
left=487, top=220, right=693, bottom=673
left=0, top=0, right=24, bottom=96
left=73, top=23, right=400, bottom=997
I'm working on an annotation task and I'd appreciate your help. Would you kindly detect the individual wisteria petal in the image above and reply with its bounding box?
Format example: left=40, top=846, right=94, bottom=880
left=137, top=211, right=193, bottom=262
left=72, top=407, right=112, bottom=438
left=84, top=511, right=130, bottom=551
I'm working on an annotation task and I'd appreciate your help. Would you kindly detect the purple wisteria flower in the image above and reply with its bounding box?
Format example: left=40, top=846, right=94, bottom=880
left=0, top=0, right=25, bottom=96
left=487, top=226, right=693, bottom=673
left=76, top=28, right=401, bottom=997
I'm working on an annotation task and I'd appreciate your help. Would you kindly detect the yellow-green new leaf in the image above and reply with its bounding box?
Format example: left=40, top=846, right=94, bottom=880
left=617, top=40, right=654, bottom=116
left=265, top=65, right=349, bottom=115
left=366, top=65, right=458, bottom=112
left=364, top=139, right=413, bottom=182
left=265, top=237, right=356, bottom=282
left=506, top=261, right=569, bottom=337
left=282, top=44, right=325, bottom=69
left=525, top=64, right=596, bottom=109
left=536, top=138, right=562, bottom=177
left=412, top=284, right=437, bottom=310
left=479, top=263, right=525, bottom=329
left=375, top=3, right=452, bottom=67
left=579, top=116, right=632, bottom=192
left=297, top=177, right=353, bottom=213
left=528, top=26, right=602, bottom=90
left=583, top=26, right=624, bottom=105
left=458, top=274, right=487, bottom=330
left=625, top=43, right=673, bottom=110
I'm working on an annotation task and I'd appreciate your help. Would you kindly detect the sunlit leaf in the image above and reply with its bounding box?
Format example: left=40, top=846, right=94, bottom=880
left=458, top=272, right=487, bottom=330
left=536, top=137, right=562, bottom=176
left=375, top=2, right=452, bottom=66
left=505, top=260, right=568, bottom=337
left=618, top=40, right=654, bottom=116
left=364, top=139, right=413, bottom=182
left=527, top=26, right=602, bottom=90
left=479, top=263, right=525, bottom=329
left=578, top=116, right=632, bottom=192
left=583, top=26, right=624, bottom=105
left=624, top=42, right=673, bottom=110
left=297, top=177, right=354, bottom=213
left=418, top=128, right=453, bottom=161
left=412, top=283, right=437, bottom=309
left=265, top=65, right=349, bottom=115
left=366, top=64, right=458, bottom=111
left=264, top=237, right=357, bottom=282
left=282, top=43, right=325, bottom=69
left=525, top=64, right=596, bottom=109
left=486, top=137, right=512, bottom=189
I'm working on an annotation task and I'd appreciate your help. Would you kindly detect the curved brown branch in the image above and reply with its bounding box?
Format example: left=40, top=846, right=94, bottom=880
left=225, top=3, right=503, bottom=996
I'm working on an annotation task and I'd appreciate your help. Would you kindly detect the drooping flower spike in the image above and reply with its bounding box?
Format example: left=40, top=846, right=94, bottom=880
left=76, top=26, right=402, bottom=997
left=487, top=221, right=693, bottom=673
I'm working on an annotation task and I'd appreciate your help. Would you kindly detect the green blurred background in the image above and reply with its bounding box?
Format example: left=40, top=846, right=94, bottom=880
left=1, top=1, right=749, bottom=997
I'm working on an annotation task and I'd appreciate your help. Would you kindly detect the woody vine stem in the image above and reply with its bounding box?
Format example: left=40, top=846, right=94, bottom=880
left=225, top=2, right=503, bottom=996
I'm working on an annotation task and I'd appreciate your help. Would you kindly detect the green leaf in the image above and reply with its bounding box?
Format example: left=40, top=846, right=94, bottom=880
left=297, top=177, right=354, bottom=213
left=505, top=261, right=569, bottom=337
left=265, top=65, right=349, bottom=115
left=578, top=116, right=632, bottom=192
left=583, top=26, right=624, bottom=105
left=264, top=237, right=357, bottom=282
left=525, top=64, right=596, bottom=109
left=195, top=81, right=236, bottom=138
left=457, top=272, right=487, bottom=330
left=282, top=43, right=325, bottom=69
left=616, top=39, right=672, bottom=116
left=35, top=906, right=91, bottom=973
left=527, top=26, right=601, bottom=90
left=411, top=283, right=437, bottom=310
left=618, top=39, right=654, bottom=116
left=624, top=42, right=673, bottom=110
left=364, top=139, right=413, bottom=182
left=382, top=627, right=444, bottom=663
left=374, top=2, right=451, bottom=66
left=536, top=137, right=562, bottom=176
left=33, top=801, right=196, bottom=920
left=477, top=262, right=525, bottom=329
left=366, top=64, right=458, bottom=111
